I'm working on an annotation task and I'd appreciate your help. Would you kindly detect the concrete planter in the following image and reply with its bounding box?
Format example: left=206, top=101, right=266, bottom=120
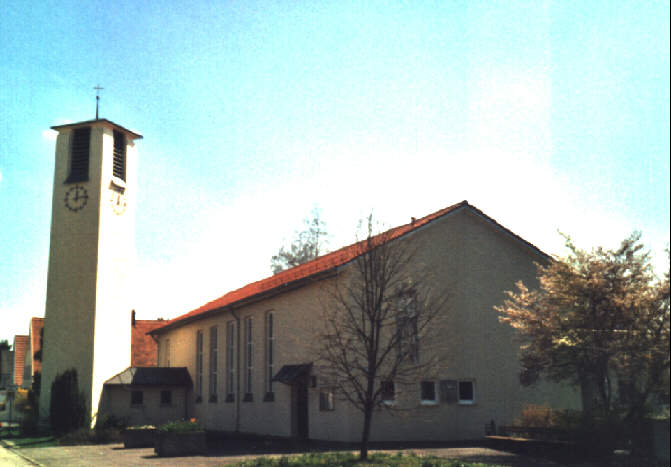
left=154, top=431, right=207, bottom=457
left=122, top=428, right=156, bottom=448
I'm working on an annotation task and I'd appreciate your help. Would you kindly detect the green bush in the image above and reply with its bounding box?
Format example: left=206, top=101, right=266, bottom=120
left=20, top=387, right=40, bottom=436
left=58, top=427, right=122, bottom=445
left=157, top=419, right=203, bottom=432
left=94, top=413, right=127, bottom=432
left=49, top=369, right=88, bottom=435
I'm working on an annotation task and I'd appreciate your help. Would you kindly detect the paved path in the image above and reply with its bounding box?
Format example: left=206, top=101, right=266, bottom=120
left=3, top=442, right=575, bottom=467
left=0, top=443, right=35, bottom=466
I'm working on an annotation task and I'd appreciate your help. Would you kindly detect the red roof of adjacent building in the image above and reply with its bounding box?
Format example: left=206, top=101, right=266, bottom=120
left=150, top=201, right=549, bottom=335
left=131, top=319, right=164, bottom=367
left=30, top=318, right=44, bottom=375
left=13, top=335, right=29, bottom=386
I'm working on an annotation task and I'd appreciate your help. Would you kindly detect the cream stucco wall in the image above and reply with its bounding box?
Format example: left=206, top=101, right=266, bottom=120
left=154, top=206, right=580, bottom=442
left=40, top=122, right=137, bottom=423
left=100, top=386, right=187, bottom=426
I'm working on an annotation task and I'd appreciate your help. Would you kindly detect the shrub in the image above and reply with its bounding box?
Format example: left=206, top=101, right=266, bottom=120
left=94, top=413, right=127, bottom=432
left=49, top=369, right=88, bottom=435
left=157, top=419, right=202, bottom=432
left=58, top=427, right=122, bottom=445
left=20, top=387, right=40, bottom=436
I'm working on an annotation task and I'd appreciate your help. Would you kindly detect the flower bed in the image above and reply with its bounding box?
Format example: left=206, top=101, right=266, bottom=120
left=154, top=420, right=207, bottom=457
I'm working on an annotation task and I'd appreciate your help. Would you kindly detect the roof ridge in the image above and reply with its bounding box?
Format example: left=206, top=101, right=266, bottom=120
left=151, top=201, right=470, bottom=334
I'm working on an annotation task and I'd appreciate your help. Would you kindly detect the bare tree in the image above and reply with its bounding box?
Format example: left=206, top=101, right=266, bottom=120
left=317, top=215, right=446, bottom=460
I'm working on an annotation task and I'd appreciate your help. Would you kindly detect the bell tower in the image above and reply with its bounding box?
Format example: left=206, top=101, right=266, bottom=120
left=39, top=118, right=142, bottom=423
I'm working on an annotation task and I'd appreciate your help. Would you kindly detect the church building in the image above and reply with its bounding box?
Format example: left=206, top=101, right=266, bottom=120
left=36, top=115, right=578, bottom=440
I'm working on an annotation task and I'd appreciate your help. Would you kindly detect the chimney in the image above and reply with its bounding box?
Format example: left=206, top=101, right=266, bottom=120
left=411, top=217, right=416, bottom=225
left=131, top=309, right=136, bottom=327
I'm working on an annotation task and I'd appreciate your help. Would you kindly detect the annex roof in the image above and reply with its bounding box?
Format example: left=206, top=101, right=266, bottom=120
left=104, top=367, right=192, bottom=387
left=150, top=201, right=549, bottom=335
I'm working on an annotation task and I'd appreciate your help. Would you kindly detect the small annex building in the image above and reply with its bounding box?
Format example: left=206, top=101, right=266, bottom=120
left=100, top=367, right=192, bottom=426
left=146, top=201, right=580, bottom=442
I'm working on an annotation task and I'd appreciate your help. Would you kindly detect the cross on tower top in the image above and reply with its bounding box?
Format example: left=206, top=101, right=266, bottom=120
left=94, top=85, right=104, bottom=120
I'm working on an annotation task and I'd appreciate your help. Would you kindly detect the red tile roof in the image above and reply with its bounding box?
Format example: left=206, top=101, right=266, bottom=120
left=30, top=318, right=44, bottom=375
left=13, top=335, right=29, bottom=386
left=150, top=201, right=548, bottom=335
left=131, top=320, right=164, bottom=367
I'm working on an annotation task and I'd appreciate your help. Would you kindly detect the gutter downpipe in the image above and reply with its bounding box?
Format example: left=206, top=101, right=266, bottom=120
left=231, top=308, right=241, bottom=433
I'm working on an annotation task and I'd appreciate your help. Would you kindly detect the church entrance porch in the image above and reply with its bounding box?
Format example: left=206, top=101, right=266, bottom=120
left=272, top=363, right=312, bottom=439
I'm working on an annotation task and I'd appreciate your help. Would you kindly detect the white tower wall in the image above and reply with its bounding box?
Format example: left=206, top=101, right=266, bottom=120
left=39, top=120, right=141, bottom=424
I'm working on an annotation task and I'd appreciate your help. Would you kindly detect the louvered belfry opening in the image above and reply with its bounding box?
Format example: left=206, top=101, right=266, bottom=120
left=66, top=127, right=91, bottom=183
left=113, top=130, right=126, bottom=181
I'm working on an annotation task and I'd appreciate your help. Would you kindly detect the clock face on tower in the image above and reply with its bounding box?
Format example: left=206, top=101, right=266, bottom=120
left=110, top=191, right=127, bottom=215
left=64, top=185, right=89, bottom=212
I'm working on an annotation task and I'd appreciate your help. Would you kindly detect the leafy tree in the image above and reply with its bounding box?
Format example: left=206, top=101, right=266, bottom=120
left=496, top=233, right=670, bottom=436
left=49, top=369, right=88, bottom=434
left=271, top=208, right=328, bottom=274
left=318, top=215, right=446, bottom=460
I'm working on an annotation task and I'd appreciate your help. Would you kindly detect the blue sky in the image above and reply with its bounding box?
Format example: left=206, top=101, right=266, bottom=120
left=1, top=0, right=669, bottom=343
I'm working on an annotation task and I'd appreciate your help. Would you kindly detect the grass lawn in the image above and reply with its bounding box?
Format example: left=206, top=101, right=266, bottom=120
left=236, top=452, right=506, bottom=466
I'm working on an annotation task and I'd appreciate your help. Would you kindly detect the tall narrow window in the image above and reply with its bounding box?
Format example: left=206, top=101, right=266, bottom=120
left=226, top=321, right=235, bottom=402
left=165, top=339, right=171, bottom=367
left=244, top=317, right=253, bottom=401
left=195, top=330, right=203, bottom=402
left=264, top=312, right=274, bottom=401
left=67, top=127, right=90, bottom=183
left=112, top=130, right=126, bottom=181
left=396, top=290, right=419, bottom=363
left=209, top=326, right=218, bottom=402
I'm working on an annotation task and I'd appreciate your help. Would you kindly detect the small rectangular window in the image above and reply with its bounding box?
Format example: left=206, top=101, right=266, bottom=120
left=420, top=381, right=437, bottom=405
left=319, top=389, right=335, bottom=411
left=160, top=390, right=172, bottom=406
left=66, top=127, right=90, bottom=183
left=131, top=390, right=143, bottom=406
left=112, top=130, right=126, bottom=181
left=458, top=381, right=474, bottom=405
left=380, top=381, right=395, bottom=405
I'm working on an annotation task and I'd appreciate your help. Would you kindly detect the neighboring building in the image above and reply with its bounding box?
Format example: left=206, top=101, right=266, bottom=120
left=12, top=335, right=29, bottom=387
left=131, top=312, right=164, bottom=367
left=148, top=201, right=580, bottom=441
left=0, top=346, right=13, bottom=389
left=39, top=119, right=142, bottom=423
left=22, top=317, right=44, bottom=389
